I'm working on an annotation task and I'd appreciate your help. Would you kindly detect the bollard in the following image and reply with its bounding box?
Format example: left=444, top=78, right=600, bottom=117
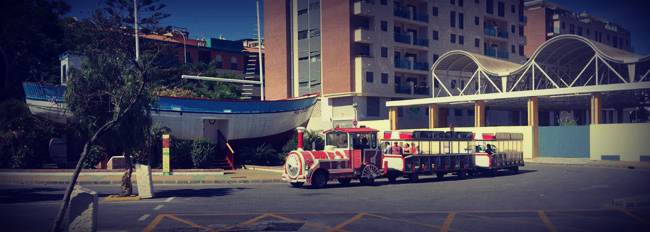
left=67, top=185, right=98, bottom=232
left=136, top=163, right=154, bottom=199
left=162, top=134, right=172, bottom=176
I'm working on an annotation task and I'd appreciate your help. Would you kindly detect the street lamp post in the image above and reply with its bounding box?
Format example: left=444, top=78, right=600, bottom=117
left=172, top=29, right=187, bottom=64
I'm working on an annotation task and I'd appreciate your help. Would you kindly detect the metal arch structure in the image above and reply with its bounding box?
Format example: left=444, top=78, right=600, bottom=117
left=393, top=34, right=650, bottom=107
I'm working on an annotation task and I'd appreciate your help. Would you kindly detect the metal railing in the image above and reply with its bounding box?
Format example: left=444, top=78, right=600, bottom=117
left=394, top=33, right=411, bottom=44
left=414, top=13, right=428, bottom=22
left=217, top=130, right=235, bottom=170
left=394, top=85, right=411, bottom=94
left=413, top=38, right=429, bottom=47
left=395, top=59, right=412, bottom=69
left=394, top=7, right=410, bottom=18
left=413, top=62, right=429, bottom=71
left=414, top=86, right=430, bottom=95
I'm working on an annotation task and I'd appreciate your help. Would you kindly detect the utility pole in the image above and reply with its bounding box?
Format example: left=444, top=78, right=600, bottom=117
left=134, top=0, right=139, bottom=62
left=256, top=0, right=265, bottom=100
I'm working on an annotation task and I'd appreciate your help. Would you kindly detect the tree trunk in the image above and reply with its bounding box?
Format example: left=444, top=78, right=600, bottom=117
left=120, top=153, right=133, bottom=196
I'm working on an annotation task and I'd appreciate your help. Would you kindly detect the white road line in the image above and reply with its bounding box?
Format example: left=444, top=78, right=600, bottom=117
left=138, top=214, right=150, bottom=222
left=154, top=204, right=164, bottom=210
left=165, top=197, right=175, bottom=202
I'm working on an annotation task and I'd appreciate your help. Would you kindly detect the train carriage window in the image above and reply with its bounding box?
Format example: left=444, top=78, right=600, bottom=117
left=352, top=133, right=377, bottom=149
left=325, top=132, right=349, bottom=148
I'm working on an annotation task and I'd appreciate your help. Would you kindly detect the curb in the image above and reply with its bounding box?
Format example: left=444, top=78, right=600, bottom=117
left=1, top=179, right=286, bottom=186
left=526, top=161, right=650, bottom=169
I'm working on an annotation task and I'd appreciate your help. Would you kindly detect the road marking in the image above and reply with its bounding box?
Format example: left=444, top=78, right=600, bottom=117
left=329, top=212, right=367, bottom=232
left=537, top=210, right=558, bottom=232
left=165, top=214, right=216, bottom=231
left=142, top=214, right=167, bottom=232
left=165, top=197, right=175, bottom=202
left=441, top=212, right=456, bottom=232
left=138, top=214, right=150, bottom=222
left=366, top=213, right=444, bottom=230
left=154, top=204, right=164, bottom=210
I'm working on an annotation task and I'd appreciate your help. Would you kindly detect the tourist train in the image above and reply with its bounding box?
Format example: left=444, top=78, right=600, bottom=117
left=283, top=126, right=524, bottom=188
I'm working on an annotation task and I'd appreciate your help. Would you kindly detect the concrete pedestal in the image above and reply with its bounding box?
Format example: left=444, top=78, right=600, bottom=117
left=135, top=164, right=154, bottom=199
left=67, top=185, right=98, bottom=232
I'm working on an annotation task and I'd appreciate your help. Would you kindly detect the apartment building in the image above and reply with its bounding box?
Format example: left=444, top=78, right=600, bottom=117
left=265, top=0, right=527, bottom=130
left=524, top=0, right=632, bottom=57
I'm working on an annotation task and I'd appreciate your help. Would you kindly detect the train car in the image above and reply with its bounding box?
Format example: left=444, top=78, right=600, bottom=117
left=282, top=126, right=384, bottom=188
left=382, top=130, right=525, bottom=182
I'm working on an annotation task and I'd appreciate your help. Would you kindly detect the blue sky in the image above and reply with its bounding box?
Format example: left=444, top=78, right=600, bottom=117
left=65, top=0, right=649, bottom=54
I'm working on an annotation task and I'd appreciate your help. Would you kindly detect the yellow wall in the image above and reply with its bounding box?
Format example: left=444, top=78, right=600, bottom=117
left=590, top=123, right=650, bottom=161
left=359, top=119, right=391, bottom=132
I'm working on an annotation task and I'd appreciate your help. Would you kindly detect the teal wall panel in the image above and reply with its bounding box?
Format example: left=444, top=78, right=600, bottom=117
left=538, top=126, right=590, bottom=158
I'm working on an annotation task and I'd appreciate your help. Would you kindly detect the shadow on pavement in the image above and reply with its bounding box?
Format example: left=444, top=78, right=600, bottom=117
left=0, top=187, right=110, bottom=204
left=154, top=187, right=250, bottom=198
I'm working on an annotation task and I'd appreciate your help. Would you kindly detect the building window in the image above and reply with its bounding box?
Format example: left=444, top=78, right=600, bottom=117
left=432, top=7, right=438, bottom=16
left=519, top=25, right=524, bottom=36
left=511, top=4, right=515, bottom=13
left=432, top=30, right=439, bottom=40
left=459, top=13, right=464, bottom=29
left=367, top=97, right=380, bottom=117
left=433, top=54, right=439, bottom=63
left=381, top=73, right=388, bottom=84
left=398, top=107, right=403, bottom=117
left=451, top=80, right=457, bottom=89
left=459, top=35, right=464, bottom=45
left=450, top=0, right=455, bottom=4
left=561, top=22, right=565, bottom=29
left=486, top=0, right=493, bottom=14
left=511, top=45, right=515, bottom=54
left=577, top=26, right=583, bottom=36
left=298, top=30, right=308, bottom=39
left=511, top=25, right=515, bottom=33
left=475, top=0, right=479, bottom=3
left=450, top=11, right=456, bottom=27
left=366, top=71, right=374, bottom=83
left=474, top=38, right=480, bottom=47
left=215, top=54, right=223, bottom=68
left=298, top=9, right=307, bottom=15
left=450, top=34, right=456, bottom=43
left=519, top=45, right=524, bottom=56
left=380, top=0, right=387, bottom=5
left=497, top=1, right=504, bottom=17
left=230, top=56, right=238, bottom=69
left=199, top=50, right=211, bottom=63
left=381, top=21, right=388, bottom=31
left=459, top=0, right=464, bottom=7
left=474, top=16, right=479, bottom=25
left=570, top=24, right=575, bottom=34
left=454, top=109, right=463, bottom=117
left=586, top=28, right=590, bottom=36
left=381, top=47, right=388, bottom=58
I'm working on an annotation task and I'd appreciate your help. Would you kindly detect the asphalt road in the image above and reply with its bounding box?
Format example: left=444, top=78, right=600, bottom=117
left=1, top=163, right=649, bottom=232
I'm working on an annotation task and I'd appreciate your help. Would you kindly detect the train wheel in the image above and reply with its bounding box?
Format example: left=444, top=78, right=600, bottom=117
left=387, top=171, right=398, bottom=183
left=337, top=178, right=352, bottom=186
left=408, top=174, right=419, bottom=182
left=311, top=171, right=328, bottom=189
left=510, top=166, right=519, bottom=174
left=436, top=172, right=445, bottom=180
left=457, top=171, right=467, bottom=179
left=290, top=182, right=304, bottom=188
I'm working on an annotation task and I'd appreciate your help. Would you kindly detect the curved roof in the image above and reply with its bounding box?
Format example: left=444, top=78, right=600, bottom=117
left=432, top=34, right=648, bottom=77
left=432, top=50, right=522, bottom=76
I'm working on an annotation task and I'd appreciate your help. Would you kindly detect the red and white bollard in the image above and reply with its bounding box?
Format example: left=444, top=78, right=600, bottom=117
left=296, top=127, right=305, bottom=151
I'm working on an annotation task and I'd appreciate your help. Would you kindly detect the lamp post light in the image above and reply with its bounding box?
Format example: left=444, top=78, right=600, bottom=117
left=172, top=29, right=187, bottom=64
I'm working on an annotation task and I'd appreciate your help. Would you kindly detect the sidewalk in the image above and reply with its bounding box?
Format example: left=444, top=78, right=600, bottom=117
left=0, top=168, right=284, bottom=185
left=525, top=157, right=650, bottom=169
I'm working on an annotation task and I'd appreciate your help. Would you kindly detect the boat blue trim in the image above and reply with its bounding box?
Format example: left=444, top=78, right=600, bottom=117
left=22, top=82, right=317, bottom=114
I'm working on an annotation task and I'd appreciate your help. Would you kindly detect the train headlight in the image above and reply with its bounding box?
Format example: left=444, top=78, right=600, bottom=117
left=286, top=154, right=301, bottom=178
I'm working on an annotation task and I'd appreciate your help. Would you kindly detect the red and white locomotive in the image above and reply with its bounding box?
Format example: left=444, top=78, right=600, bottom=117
left=282, top=127, right=384, bottom=188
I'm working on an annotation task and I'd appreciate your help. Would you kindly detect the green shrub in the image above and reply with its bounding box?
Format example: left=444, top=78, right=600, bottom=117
left=82, top=145, right=106, bottom=169
left=191, top=138, right=215, bottom=168
left=170, top=138, right=193, bottom=169
left=242, top=143, right=278, bottom=165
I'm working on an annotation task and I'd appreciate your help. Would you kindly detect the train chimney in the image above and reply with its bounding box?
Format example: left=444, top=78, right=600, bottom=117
left=296, top=127, right=305, bottom=150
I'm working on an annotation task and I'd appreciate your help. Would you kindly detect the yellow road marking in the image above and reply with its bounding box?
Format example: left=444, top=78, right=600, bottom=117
left=166, top=214, right=218, bottom=232
left=538, top=210, right=558, bottom=232
left=617, top=208, right=650, bottom=225
left=440, top=212, right=456, bottom=232
left=366, top=213, right=449, bottom=231
left=141, top=214, right=167, bottom=232
left=329, top=212, right=367, bottom=232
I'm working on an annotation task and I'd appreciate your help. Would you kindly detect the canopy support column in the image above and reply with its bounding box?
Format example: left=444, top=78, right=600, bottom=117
left=527, top=97, right=539, bottom=158
left=428, top=104, right=439, bottom=129
left=474, top=100, right=486, bottom=127
left=389, top=106, right=398, bottom=130
left=590, top=94, right=601, bottom=124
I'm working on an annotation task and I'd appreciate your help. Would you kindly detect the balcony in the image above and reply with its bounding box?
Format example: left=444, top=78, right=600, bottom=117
left=394, top=85, right=411, bottom=94
left=394, top=7, right=410, bottom=19
left=395, top=59, right=411, bottom=69
left=353, top=0, right=375, bottom=16
left=413, top=61, right=429, bottom=71
left=394, top=33, right=411, bottom=44
left=484, top=48, right=509, bottom=59
left=413, top=38, right=428, bottom=47
left=484, top=27, right=508, bottom=39
left=413, top=13, right=428, bottom=23
left=354, top=28, right=374, bottom=43
left=414, top=86, right=430, bottom=95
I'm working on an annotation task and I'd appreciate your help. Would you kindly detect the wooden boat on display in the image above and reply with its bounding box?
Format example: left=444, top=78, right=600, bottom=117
left=22, top=82, right=318, bottom=142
